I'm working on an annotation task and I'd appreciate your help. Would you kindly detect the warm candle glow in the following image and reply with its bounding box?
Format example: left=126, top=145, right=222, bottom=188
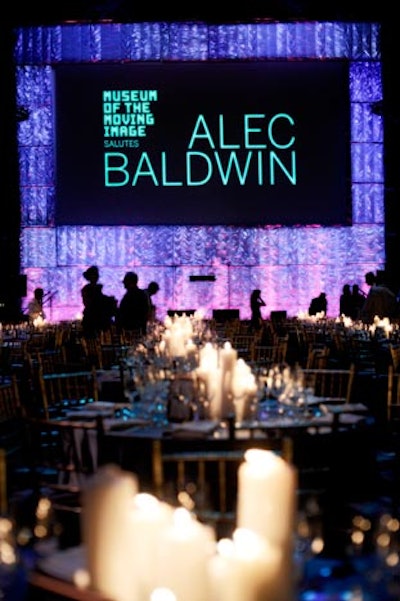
left=238, top=449, right=297, bottom=545
left=150, top=588, right=177, bottom=601
left=210, top=528, right=284, bottom=601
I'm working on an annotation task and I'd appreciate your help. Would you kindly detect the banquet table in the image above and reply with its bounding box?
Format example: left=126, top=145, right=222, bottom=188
left=42, top=399, right=373, bottom=502
left=14, top=403, right=391, bottom=601
left=24, top=537, right=400, bottom=601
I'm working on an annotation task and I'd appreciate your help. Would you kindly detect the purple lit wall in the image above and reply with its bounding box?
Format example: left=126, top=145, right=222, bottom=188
left=15, top=21, right=384, bottom=322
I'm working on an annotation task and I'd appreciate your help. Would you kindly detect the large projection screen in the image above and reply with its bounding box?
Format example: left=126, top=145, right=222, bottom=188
left=54, top=60, right=351, bottom=227
left=16, top=21, right=384, bottom=321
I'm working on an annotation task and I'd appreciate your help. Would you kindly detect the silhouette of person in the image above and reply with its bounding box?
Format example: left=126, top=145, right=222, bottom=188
left=250, top=289, right=266, bottom=331
left=309, top=292, right=327, bottom=316
left=144, top=281, right=160, bottom=323
left=27, top=287, right=46, bottom=322
left=81, top=265, right=116, bottom=337
left=116, top=271, right=149, bottom=335
left=339, top=284, right=353, bottom=318
left=351, top=284, right=366, bottom=321
left=361, top=270, right=397, bottom=322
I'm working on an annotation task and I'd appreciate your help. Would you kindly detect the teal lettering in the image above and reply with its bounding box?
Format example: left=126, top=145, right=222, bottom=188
left=186, top=152, right=213, bottom=185
left=188, top=116, right=216, bottom=149
left=270, top=151, right=296, bottom=184
left=161, top=153, right=183, bottom=186
left=103, top=150, right=297, bottom=187
left=268, top=113, right=295, bottom=149
left=244, top=115, right=267, bottom=149
left=219, top=114, right=240, bottom=149
left=213, top=151, right=253, bottom=185
left=104, top=153, right=130, bottom=186
left=132, top=153, right=159, bottom=186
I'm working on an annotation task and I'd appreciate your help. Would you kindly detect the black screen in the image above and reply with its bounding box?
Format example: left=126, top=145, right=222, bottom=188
left=55, top=60, right=351, bottom=226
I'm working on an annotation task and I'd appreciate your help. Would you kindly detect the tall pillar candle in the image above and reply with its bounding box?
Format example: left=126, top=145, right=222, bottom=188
left=219, top=342, right=238, bottom=418
left=81, top=464, right=139, bottom=601
left=129, top=493, right=174, bottom=601
left=236, top=449, right=297, bottom=601
left=155, top=507, right=215, bottom=601
left=237, top=449, right=297, bottom=546
left=209, top=529, right=283, bottom=601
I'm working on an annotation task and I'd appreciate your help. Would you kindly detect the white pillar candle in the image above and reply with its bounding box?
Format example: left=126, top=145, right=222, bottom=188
left=81, top=464, right=139, bottom=601
left=231, top=359, right=257, bottom=423
left=129, top=493, right=174, bottom=601
left=206, top=367, right=223, bottom=420
left=220, top=341, right=238, bottom=373
left=199, top=342, right=219, bottom=370
left=170, top=323, right=186, bottom=357
left=236, top=449, right=297, bottom=601
left=151, top=589, right=177, bottom=601
left=197, top=344, right=223, bottom=420
left=237, top=449, right=297, bottom=548
left=219, top=342, right=238, bottom=417
left=209, top=529, right=284, bottom=601
left=155, top=508, right=215, bottom=601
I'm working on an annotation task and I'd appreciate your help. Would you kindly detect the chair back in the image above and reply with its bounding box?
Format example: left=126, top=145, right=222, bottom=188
left=0, top=375, right=23, bottom=424
left=38, top=367, right=99, bottom=419
left=389, top=344, right=400, bottom=372
left=301, top=363, right=355, bottom=403
left=387, top=364, right=400, bottom=429
left=0, top=376, right=30, bottom=509
left=152, top=436, right=293, bottom=539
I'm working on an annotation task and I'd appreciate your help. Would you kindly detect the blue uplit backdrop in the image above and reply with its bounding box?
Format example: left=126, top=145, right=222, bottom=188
left=15, top=21, right=384, bottom=322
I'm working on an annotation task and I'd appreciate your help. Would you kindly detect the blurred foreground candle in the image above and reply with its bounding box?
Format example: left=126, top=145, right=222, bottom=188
left=155, top=507, right=215, bottom=601
left=209, top=529, right=283, bottom=601
left=237, top=449, right=297, bottom=601
left=81, top=464, right=139, bottom=601
left=237, top=449, right=297, bottom=546
left=130, top=493, right=174, bottom=600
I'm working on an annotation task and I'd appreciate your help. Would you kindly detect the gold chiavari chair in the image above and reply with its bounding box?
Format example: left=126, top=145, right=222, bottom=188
left=389, top=343, right=400, bottom=373
left=301, top=363, right=356, bottom=404
left=152, top=436, right=293, bottom=539
left=229, top=333, right=257, bottom=363
left=0, top=338, right=28, bottom=379
left=348, top=336, right=377, bottom=374
left=0, top=375, right=31, bottom=504
left=386, top=364, right=400, bottom=431
left=251, top=344, right=278, bottom=371
left=305, top=344, right=330, bottom=369
left=36, top=365, right=99, bottom=420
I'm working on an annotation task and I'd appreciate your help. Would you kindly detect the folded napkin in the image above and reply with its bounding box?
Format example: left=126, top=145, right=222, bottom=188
left=65, top=409, right=113, bottom=419
left=103, top=417, right=151, bottom=431
left=306, top=395, right=348, bottom=406
left=320, top=402, right=368, bottom=414
left=170, top=420, right=219, bottom=438
left=84, top=401, right=119, bottom=410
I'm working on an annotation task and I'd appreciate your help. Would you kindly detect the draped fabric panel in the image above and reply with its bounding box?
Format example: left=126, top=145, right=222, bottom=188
left=15, top=21, right=384, bottom=321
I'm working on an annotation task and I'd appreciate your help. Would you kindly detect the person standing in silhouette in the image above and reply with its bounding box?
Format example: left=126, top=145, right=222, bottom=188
left=361, top=271, right=397, bottom=322
left=27, top=287, right=46, bottom=322
left=351, top=284, right=366, bottom=321
left=250, top=289, right=266, bottom=331
left=339, top=284, right=353, bottom=318
left=81, top=265, right=116, bottom=337
left=144, top=281, right=160, bottom=324
left=116, top=271, right=149, bottom=335
left=309, top=292, right=327, bottom=316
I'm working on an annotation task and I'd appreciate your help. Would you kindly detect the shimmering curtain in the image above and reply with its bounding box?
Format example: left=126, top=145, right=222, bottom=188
left=14, top=21, right=384, bottom=321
